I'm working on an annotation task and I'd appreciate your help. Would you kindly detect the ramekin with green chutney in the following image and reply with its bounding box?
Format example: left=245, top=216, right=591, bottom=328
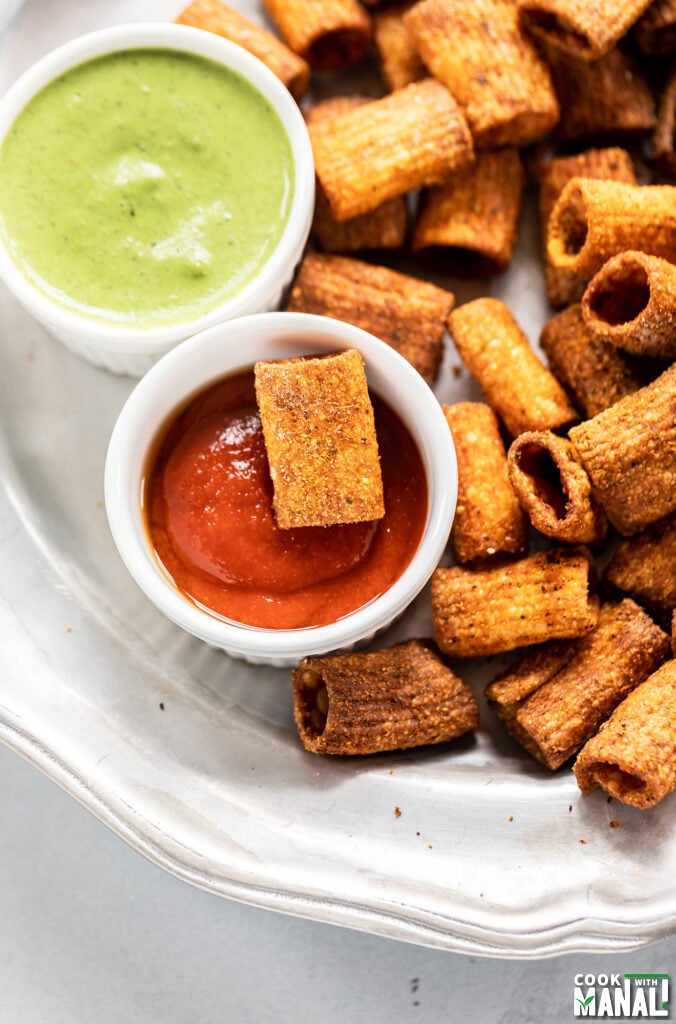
left=0, top=23, right=314, bottom=375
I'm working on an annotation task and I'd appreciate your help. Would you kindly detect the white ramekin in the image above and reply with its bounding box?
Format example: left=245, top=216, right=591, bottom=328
left=0, top=24, right=314, bottom=377
left=104, top=312, right=457, bottom=667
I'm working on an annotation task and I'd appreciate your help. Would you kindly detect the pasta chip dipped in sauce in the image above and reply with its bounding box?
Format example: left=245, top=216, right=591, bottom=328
left=145, top=360, right=427, bottom=630
left=254, top=349, right=384, bottom=530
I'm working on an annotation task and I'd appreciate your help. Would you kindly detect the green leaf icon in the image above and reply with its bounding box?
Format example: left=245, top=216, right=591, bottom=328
left=576, top=996, right=595, bottom=1007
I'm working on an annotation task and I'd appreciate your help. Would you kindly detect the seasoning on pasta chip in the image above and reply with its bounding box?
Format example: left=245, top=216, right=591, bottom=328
left=311, top=186, right=407, bottom=257
left=569, top=364, right=676, bottom=536
left=509, top=599, right=670, bottom=771
left=404, top=0, right=559, bottom=148
left=582, top=251, right=676, bottom=360
left=286, top=253, right=453, bottom=384
left=262, top=0, right=372, bottom=70
left=444, top=402, right=528, bottom=565
left=373, top=5, right=426, bottom=92
left=603, top=514, right=676, bottom=627
left=447, top=298, right=578, bottom=437
left=507, top=431, right=607, bottom=545
left=574, top=660, right=676, bottom=808
left=653, top=67, right=676, bottom=178
left=486, top=639, right=579, bottom=731
left=305, top=97, right=408, bottom=254
left=412, top=148, right=525, bottom=275
left=517, top=0, right=653, bottom=61
left=308, top=79, right=474, bottom=222
left=547, top=179, right=676, bottom=282
left=542, top=44, right=655, bottom=144
left=175, top=0, right=310, bottom=98
left=432, top=546, right=599, bottom=658
left=293, top=639, right=479, bottom=755
left=635, top=0, right=676, bottom=55
left=537, top=148, right=636, bottom=309
left=538, top=149, right=636, bottom=233
left=254, top=349, right=384, bottom=529
left=539, top=304, right=645, bottom=418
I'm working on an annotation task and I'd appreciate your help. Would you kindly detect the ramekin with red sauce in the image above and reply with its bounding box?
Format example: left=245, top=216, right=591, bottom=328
left=104, top=312, right=457, bottom=666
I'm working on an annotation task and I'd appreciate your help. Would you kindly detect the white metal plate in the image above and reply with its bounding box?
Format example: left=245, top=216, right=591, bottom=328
left=0, top=0, right=673, bottom=958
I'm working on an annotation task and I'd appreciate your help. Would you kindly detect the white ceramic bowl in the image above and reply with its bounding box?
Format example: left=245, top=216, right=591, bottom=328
left=0, top=24, right=314, bottom=376
left=104, top=312, right=457, bottom=667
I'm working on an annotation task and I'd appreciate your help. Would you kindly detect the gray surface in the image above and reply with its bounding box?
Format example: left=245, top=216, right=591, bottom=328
left=1, top=740, right=675, bottom=1023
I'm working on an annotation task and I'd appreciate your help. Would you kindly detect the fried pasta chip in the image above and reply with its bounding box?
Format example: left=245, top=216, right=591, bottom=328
left=505, top=599, right=670, bottom=770
left=542, top=44, right=655, bottom=144
left=443, top=402, right=528, bottom=564
left=635, top=0, right=676, bottom=54
left=538, top=149, right=636, bottom=233
left=653, top=67, right=676, bottom=179
left=254, top=349, right=384, bottom=529
left=293, top=639, right=479, bottom=755
left=582, top=251, right=676, bottom=360
left=404, top=0, right=559, bottom=148
left=537, top=148, right=636, bottom=309
left=373, top=5, right=426, bottom=91
left=517, top=0, right=653, bottom=61
left=261, top=0, right=372, bottom=69
left=568, top=364, right=676, bottom=536
left=507, top=430, right=607, bottom=545
left=412, top=148, right=525, bottom=275
left=311, top=187, right=407, bottom=257
left=286, top=252, right=453, bottom=384
left=305, top=97, right=408, bottom=254
left=308, top=79, right=474, bottom=223
left=603, top=514, right=676, bottom=627
left=547, top=179, right=676, bottom=282
left=486, top=639, right=579, bottom=729
left=431, top=546, right=599, bottom=658
left=175, top=0, right=309, bottom=98
left=447, top=298, right=578, bottom=436
left=539, top=304, right=645, bottom=418
left=574, top=660, right=676, bottom=808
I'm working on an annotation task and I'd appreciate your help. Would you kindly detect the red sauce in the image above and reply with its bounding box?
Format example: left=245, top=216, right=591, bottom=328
left=145, top=369, right=427, bottom=629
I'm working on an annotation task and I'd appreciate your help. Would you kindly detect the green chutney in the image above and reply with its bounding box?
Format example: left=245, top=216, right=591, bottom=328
left=0, top=49, right=295, bottom=328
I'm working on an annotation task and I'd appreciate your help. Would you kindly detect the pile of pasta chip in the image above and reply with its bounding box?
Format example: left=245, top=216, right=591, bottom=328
left=176, top=0, right=676, bottom=810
